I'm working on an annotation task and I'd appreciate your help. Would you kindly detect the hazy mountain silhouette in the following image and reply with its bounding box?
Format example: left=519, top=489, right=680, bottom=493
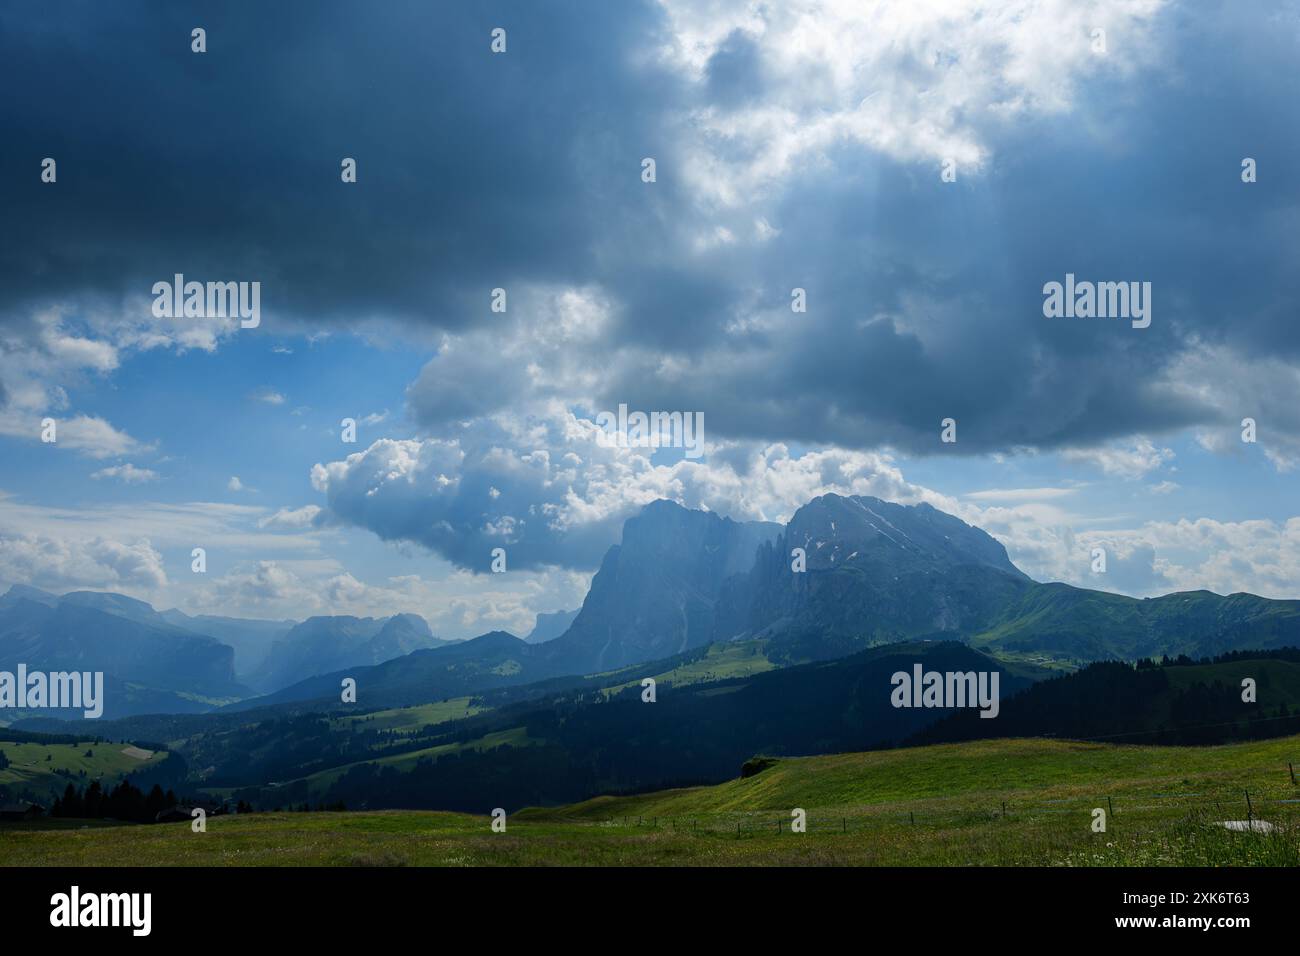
left=541, top=500, right=781, bottom=671
left=524, top=609, right=578, bottom=644
left=259, top=612, right=454, bottom=692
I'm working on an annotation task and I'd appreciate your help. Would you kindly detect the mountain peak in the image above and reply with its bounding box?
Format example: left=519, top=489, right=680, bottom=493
left=0, top=583, right=58, bottom=608
left=544, top=502, right=782, bottom=671
left=378, top=612, right=433, bottom=637
left=787, top=493, right=1027, bottom=580
left=60, top=589, right=162, bottom=620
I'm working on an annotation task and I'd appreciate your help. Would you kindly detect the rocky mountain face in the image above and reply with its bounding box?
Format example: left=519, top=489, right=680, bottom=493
left=537, top=494, right=1035, bottom=672
left=712, top=494, right=1034, bottom=660
left=542, top=500, right=782, bottom=672
left=524, top=609, right=578, bottom=645
left=538, top=493, right=1300, bottom=671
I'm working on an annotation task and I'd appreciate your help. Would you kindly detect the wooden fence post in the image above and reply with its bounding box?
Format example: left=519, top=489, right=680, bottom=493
left=1107, top=796, right=1114, bottom=819
left=1245, top=790, right=1253, bottom=824
left=1290, top=762, right=1296, bottom=785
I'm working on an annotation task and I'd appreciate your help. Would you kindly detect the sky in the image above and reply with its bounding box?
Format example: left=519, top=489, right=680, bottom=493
left=1, top=0, right=1298, bottom=637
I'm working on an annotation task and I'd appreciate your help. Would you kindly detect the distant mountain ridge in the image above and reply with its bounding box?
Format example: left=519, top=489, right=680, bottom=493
left=231, top=629, right=560, bottom=711
left=0, top=586, right=455, bottom=714
left=158, top=609, right=294, bottom=685
left=225, top=493, right=1300, bottom=712
left=696, top=493, right=1300, bottom=666
left=970, top=583, right=1300, bottom=663
left=2, top=588, right=295, bottom=686
left=255, top=612, right=455, bottom=692
left=10, top=493, right=1300, bottom=721
left=0, top=591, right=245, bottom=719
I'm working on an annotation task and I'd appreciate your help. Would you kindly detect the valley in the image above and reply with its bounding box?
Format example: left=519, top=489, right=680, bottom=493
left=5, top=493, right=1300, bottom=867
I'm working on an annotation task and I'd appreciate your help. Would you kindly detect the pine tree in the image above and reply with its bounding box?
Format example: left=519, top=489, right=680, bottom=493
left=59, top=782, right=82, bottom=818
left=145, top=784, right=167, bottom=820
left=84, top=780, right=104, bottom=818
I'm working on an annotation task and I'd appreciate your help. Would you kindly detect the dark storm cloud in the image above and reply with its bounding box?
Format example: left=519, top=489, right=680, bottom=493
left=581, top=4, right=1300, bottom=456
left=3, top=0, right=1299, bottom=462
left=0, top=0, right=676, bottom=328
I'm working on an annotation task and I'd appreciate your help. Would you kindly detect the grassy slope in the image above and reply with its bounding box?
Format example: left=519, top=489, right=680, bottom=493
left=329, top=698, right=483, bottom=735
left=534, top=735, right=1300, bottom=817
left=970, top=586, right=1300, bottom=665
left=7, top=734, right=1299, bottom=866
left=224, top=644, right=777, bottom=797
left=0, top=740, right=168, bottom=801
left=598, top=641, right=776, bottom=696
left=293, top=727, right=534, bottom=796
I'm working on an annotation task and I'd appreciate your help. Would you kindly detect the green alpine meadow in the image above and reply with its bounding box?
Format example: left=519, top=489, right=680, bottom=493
left=4, top=734, right=1298, bottom=867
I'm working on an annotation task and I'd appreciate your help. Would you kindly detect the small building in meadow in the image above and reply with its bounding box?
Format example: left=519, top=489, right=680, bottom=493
left=0, top=802, right=46, bottom=821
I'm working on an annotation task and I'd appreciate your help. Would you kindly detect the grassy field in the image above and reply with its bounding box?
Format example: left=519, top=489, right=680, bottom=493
left=294, top=726, right=534, bottom=797
left=0, top=740, right=169, bottom=801
left=4, top=734, right=1299, bottom=866
left=329, top=697, right=484, bottom=735
left=598, top=640, right=777, bottom=697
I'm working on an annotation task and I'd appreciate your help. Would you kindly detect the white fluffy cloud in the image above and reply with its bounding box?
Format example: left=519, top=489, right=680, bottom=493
left=0, top=533, right=167, bottom=593
left=1107, top=517, right=1300, bottom=599
left=312, top=392, right=1300, bottom=607
left=656, top=0, right=1166, bottom=204
left=965, top=502, right=1300, bottom=601
left=203, top=560, right=321, bottom=613
left=27, top=415, right=150, bottom=459
left=1062, top=436, right=1175, bottom=478
left=0, top=300, right=237, bottom=457
left=312, top=393, right=949, bottom=571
